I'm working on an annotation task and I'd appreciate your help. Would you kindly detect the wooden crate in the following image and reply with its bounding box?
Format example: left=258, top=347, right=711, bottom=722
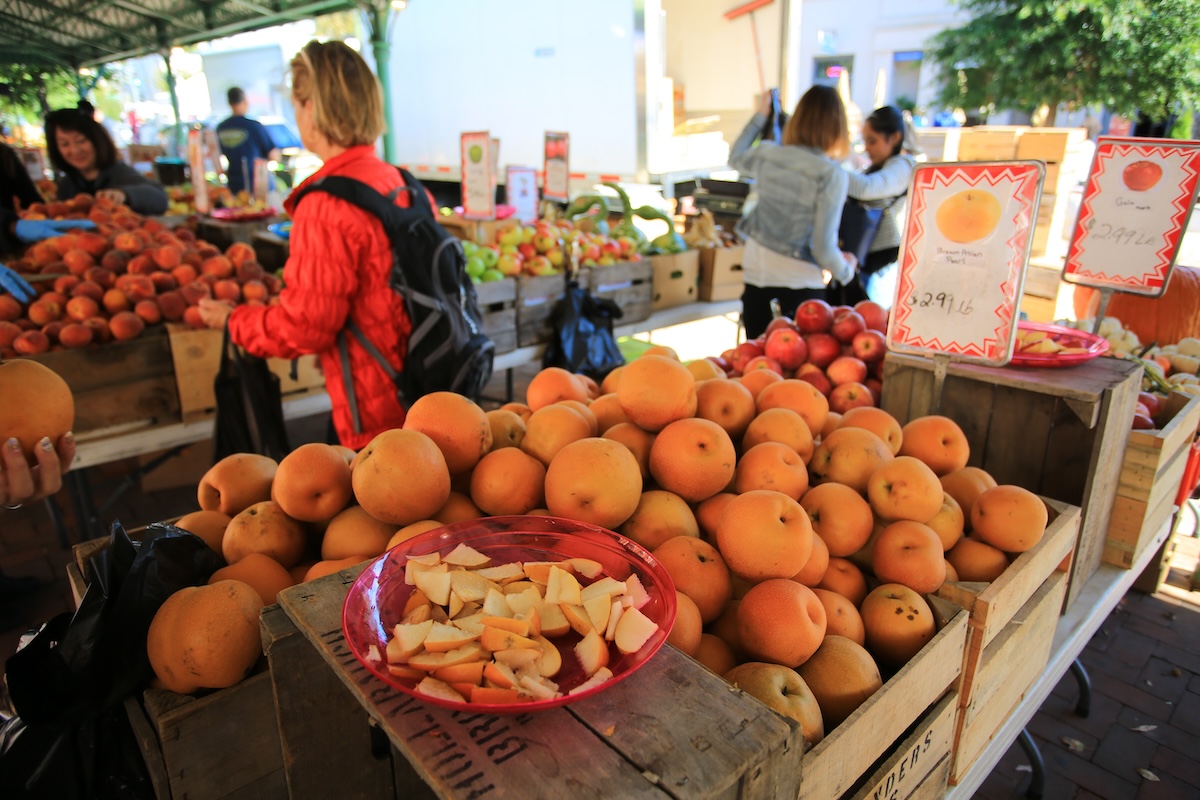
left=167, top=324, right=325, bottom=421
left=1015, top=128, right=1088, bottom=164
left=880, top=352, right=1141, bottom=608
left=437, top=213, right=517, bottom=246
left=473, top=276, right=518, bottom=355
left=581, top=259, right=654, bottom=324
left=67, top=535, right=287, bottom=800
left=948, top=571, right=1068, bottom=784
left=956, top=127, right=1023, bottom=161
left=846, top=692, right=958, bottom=800
left=698, top=245, right=745, bottom=302
left=914, top=128, right=961, bottom=162
left=27, top=327, right=180, bottom=434
left=196, top=216, right=281, bottom=250
left=789, top=595, right=968, bottom=798
left=274, top=566, right=800, bottom=799
left=1104, top=392, right=1200, bottom=568
left=649, top=249, right=700, bottom=310
left=250, top=230, right=289, bottom=274
left=515, top=272, right=567, bottom=347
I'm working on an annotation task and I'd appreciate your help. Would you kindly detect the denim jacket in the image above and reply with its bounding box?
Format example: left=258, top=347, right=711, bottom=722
left=729, top=112, right=852, bottom=284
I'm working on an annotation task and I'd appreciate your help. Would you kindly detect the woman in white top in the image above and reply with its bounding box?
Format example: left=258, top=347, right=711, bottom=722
left=730, top=86, right=857, bottom=338
left=845, top=106, right=919, bottom=307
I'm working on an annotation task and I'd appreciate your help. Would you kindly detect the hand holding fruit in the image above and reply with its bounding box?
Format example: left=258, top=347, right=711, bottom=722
left=1, top=432, right=75, bottom=508
left=0, top=263, right=35, bottom=303
left=13, top=218, right=97, bottom=244
left=96, top=188, right=128, bottom=207
left=197, top=297, right=235, bottom=330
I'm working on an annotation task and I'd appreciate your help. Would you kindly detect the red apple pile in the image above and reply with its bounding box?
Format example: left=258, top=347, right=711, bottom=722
left=708, top=299, right=889, bottom=415
left=0, top=194, right=281, bottom=358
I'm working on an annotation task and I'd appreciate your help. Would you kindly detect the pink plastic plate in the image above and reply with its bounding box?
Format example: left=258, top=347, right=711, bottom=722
left=208, top=207, right=276, bottom=221
left=1009, top=321, right=1110, bottom=368
left=342, top=515, right=677, bottom=714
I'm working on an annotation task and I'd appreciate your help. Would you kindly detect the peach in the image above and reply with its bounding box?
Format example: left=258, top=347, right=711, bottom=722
left=809, top=426, right=893, bottom=495
left=813, top=588, right=865, bottom=645
left=798, top=636, right=882, bottom=729
left=734, top=441, right=810, bottom=499
left=742, top=407, right=815, bottom=465
left=72, top=280, right=104, bottom=302
left=157, top=290, right=187, bottom=322
left=866, top=455, right=944, bottom=523
left=469, top=447, right=546, bottom=516
left=926, top=493, right=965, bottom=551
left=520, top=404, right=592, bottom=466
left=404, top=391, right=493, bottom=475
left=126, top=254, right=156, bottom=276
left=871, top=520, right=947, bottom=594
left=65, top=295, right=99, bottom=322
left=737, top=368, right=784, bottom=400
left=102, top=288, right=131, bottom=314
left=617, top=354, right=699, bottom=432
left=109, top=311, right=145, bottom=341
left=694, top=378, right=756, bottom=440
left=544, top=437, right=642, bottom=529
left=838, top=406, right=903, bottom=455
left=525, top=366, right=589, bottom=411
left=695, top=492, right=736, bottom=543
left=860, top=584, right=937, bottom=668
left=648, top=417, right=737, bottom=503
left=717, top=490, right=814, bottom=582
left=898, top=415, right=970, bottom=476
left=817, top=557, right=868, bottom=607
left=971, top=485, right=1047, bottom=553
left=652, top=535, right=732, bottom=624
left=13, top=330, right=50, bottom=354
left=241, top=279, right=269, bottom=304
left=738, top=579, right=826, bottom=668
left=600, top=422, right=655, bottom=483
left=946, top=536, right=1010, bottom=582
left=57, top=323, right=93, bottom=349
left=620, top=490, right=699, bottom=551
left=0, top=296, right=22, bottom=322
left=226, top=241, right=257, bottom=267
left=133, top=300, right=162, bottom=325
left=938, top=466, right=997, bottom=525
left=755, top=379, right=829, bottom=439
left=201, top=255, right=235, bottom=279
left=792, top=533, right=829, bottom=587
left=799, top=482, right=874, bottom=557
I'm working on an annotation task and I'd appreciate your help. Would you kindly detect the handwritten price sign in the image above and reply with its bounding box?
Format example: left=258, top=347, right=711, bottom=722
left=1063, top=137, right=1200, bottom=296
left=461, top=131, right=495, bottom=221
left=888, top=162, right=1045, bottom=365
left=543, top=131, right=570, bottom=202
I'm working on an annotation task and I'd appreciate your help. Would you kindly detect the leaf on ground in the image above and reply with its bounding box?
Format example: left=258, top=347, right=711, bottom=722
left=1136, top=768, right=1160, bottom=782
left=1132, top=724, right=1157, bottom=733
left=1061, top=737, right=1086, bottom=752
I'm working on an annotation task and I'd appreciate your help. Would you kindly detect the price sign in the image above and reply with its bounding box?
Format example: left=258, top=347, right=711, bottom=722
left=460, top=131, right=495, bottom=220
left=544, top=131, right=570, bottom=202
left=506, top=166, right=539, bottom=224
left=888, top=161, right=1045, bottom=365
left=187, top=129, right=209, bottom=214
left=1062, top=136, right=1200, bottom=296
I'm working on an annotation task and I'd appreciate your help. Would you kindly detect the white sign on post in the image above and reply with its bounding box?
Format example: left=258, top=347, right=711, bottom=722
left=1062, top=136, right=1200, bottom=296
left=506, top=166, right=539, bottom=225
left=887, top=161, right=1045, bottom=366
left=460, top=131, right=495, bottom=221
left=543, top=132, right=570, bottom=202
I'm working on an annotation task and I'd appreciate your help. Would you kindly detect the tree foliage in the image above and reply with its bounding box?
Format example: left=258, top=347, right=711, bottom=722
left=928, top=0, right=1200, bottom=121
left=0, top=63, right=81, bottom=125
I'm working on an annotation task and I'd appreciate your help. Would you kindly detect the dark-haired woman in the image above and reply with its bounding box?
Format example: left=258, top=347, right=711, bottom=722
left=845, top=106, right=919, bottom=306
left=45, top=109, right=168, bottom=215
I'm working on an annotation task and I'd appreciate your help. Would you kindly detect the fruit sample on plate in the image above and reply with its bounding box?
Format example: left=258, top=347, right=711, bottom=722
left=377, top=546, right=660, bottom=705
left=1011, top=322, right=1109, bottom=366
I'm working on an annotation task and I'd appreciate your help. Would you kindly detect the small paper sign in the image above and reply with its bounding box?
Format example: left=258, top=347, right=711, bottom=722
left=544, top=131, right=570, bottom=202
left=1062, top=136, right=1200, bottom=296
left=888, top=161, right=1045, bottom=365
left=460, top=131, right=495, bottom=220
left=187, top=129, right=209, bottom=214
left=506, top=166, right=539, bottom=224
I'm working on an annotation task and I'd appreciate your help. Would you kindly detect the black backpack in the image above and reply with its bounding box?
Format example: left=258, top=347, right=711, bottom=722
left=292, top=168, right=494, bottom=434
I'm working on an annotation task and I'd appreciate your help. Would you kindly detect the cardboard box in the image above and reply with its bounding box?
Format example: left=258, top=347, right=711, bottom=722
left=698, top=245, right=744, bottom=302
left=648, top=250, right=700, bottom=310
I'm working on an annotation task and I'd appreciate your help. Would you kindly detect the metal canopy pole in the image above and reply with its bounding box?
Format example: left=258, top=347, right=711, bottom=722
left=366, top=1, right=396, bottom=164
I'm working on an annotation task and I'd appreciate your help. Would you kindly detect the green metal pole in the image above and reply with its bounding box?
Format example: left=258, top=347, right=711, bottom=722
left=369, top=4, right=396, bottom=164
left=162, top=50, right=183, bottom=158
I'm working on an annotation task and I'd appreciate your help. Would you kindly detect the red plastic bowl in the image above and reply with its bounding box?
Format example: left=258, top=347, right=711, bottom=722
left=341, top=515, right=677, bottom=714
left=1009, top=321, right=1110, bottom=368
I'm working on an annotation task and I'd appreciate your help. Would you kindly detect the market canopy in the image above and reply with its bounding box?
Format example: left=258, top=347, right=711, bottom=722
left=0, top=0, right=358, bottom=69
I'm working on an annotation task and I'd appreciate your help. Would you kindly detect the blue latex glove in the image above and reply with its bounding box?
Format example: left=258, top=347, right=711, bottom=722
left=14, top=218, right=97, bottom=243
left=0, top=263, right=35, bottom=303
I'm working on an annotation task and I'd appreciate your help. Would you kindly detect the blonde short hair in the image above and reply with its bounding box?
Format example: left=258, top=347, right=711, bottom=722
left=783, top=85, right=850, bottom=159
left=291, top=40, right=385, bottom=148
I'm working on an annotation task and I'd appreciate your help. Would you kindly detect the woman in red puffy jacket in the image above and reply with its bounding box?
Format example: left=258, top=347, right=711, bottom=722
left=199, top=40, right=414, bottom=449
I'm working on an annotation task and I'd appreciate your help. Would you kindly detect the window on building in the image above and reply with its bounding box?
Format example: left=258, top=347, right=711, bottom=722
left=814, top=57, right=854, bottom=90
left=892, top=51, right=923, bottom=109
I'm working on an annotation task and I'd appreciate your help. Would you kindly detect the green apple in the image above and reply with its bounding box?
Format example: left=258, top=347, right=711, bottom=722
left=725, top=662, right=824, bottom=749
left=480, top=268, right=505, bottom=282
left=465, top=256, right=486, bottom=279
left=461, top=239, right=479, bottom=257
left=478, top=246, right=499, bottom=269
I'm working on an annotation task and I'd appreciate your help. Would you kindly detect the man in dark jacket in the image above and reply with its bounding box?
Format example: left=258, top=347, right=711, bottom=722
left=217, top=87, right=281, bottom=196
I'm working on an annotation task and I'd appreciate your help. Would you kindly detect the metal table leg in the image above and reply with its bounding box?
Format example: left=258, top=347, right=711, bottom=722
left=1017, top=728, right=1045, bottom=800
left=1070, top=658, right=1092, bottom=717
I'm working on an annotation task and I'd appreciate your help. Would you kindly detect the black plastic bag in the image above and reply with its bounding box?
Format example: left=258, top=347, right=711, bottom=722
left=542, top=279, right=625, bottom=382
left=0, top=521, right=223, bottom=799
left=213, top=324, right=291, bottom=462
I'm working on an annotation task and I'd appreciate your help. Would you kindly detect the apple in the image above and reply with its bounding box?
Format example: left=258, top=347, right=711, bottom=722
left=478, top=246, right=499, bottom=269
left=730, top=341, right=765, bottom=374
left=796, top=363, right=833, bottom=397
left=743, top=355, right=784, bottom=375
left=765, top=316, right=798, bottom=337
left=496, top=252, right=523, bottom=277
left=1137, top=392, right=1162, bottom=417
left=830, top=310, right=867, bottom=344
left=724, top=662, right=823, bottom=747
left=526, top=255, right=558, bottom=276
left=533, top=232, right=560, bottom=254
left=854, top=300, right=889, bottom=332
left=864, top=378, right=883, bottom=405
left=1132, top=413, right=1156, bottom=430
left=764, top=328, right=809, bottom=371
left=720, top=348, right=738, bottom=365
left=497, top=227, right=522, bottom=247
left=480, top=268, right=505, bottom=283
left=851, top=330, right=887, bottom=363
left=581, top=242, right=602, bottom=262
left=1122, top=160, right=1163, bottom=192
left=829, top=381, right=875, bottom=413
left=546, top=247, right=566, bottom=268
left=795, top=299, right=834, bottom=334
left=616, top=237, right=638, bottom=258
left=826, top=356, right=868, bottom=386
left=518, top=242, right=537, bottom=260
left=804, top=332, right=842, bottom=369
left=601, top=241, right=622, bottom=258
left=464, top=256, right=486, bottom=279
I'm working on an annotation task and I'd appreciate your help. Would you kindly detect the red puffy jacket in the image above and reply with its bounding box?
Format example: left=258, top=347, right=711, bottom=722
left=228, top=145, right=412, bottom=449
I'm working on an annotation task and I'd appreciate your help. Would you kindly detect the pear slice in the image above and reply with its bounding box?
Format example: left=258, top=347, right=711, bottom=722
left=613, top=606, right=658, bottom=655
left=443, top=543, right=492, bottom=568
left=583, top=593, right=612, bottom=633
left=580, top=576, right=626, bottom=604
left=543, top=566, right=582, bottom=605
left=388, top=619, right=433, bottom=662
left=492, top=648, right=541, bottom=671
left=623, top=574, right=650, bottom=609
left=449, top=570, right=499, bottom=604
left=422, top=621, right=481, bottom=653
left=475, top=562, right=527, bottom=584
left=537, top=600, right=571, bottom=637
left=415, top=676, right=466, bottom=703
left=568, top=667, right=614, bottom=695
left=480, top=625, right=540, bottom=652
left=413, top=569, right=452, bottom=606
left=408, top=642, right=484, bottom=671
left=574, top=629, right=610, bottom=677
left=566, top=557, right=604, bottom=579
left=482, top=588, right=514, bottom=617
left=534, top=634, right=562, bottom=678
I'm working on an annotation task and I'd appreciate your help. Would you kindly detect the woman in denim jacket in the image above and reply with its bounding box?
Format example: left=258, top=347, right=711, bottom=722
left=730, top=85, right=857, bottom=338
left=846, top=106, right=919, bottom=307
